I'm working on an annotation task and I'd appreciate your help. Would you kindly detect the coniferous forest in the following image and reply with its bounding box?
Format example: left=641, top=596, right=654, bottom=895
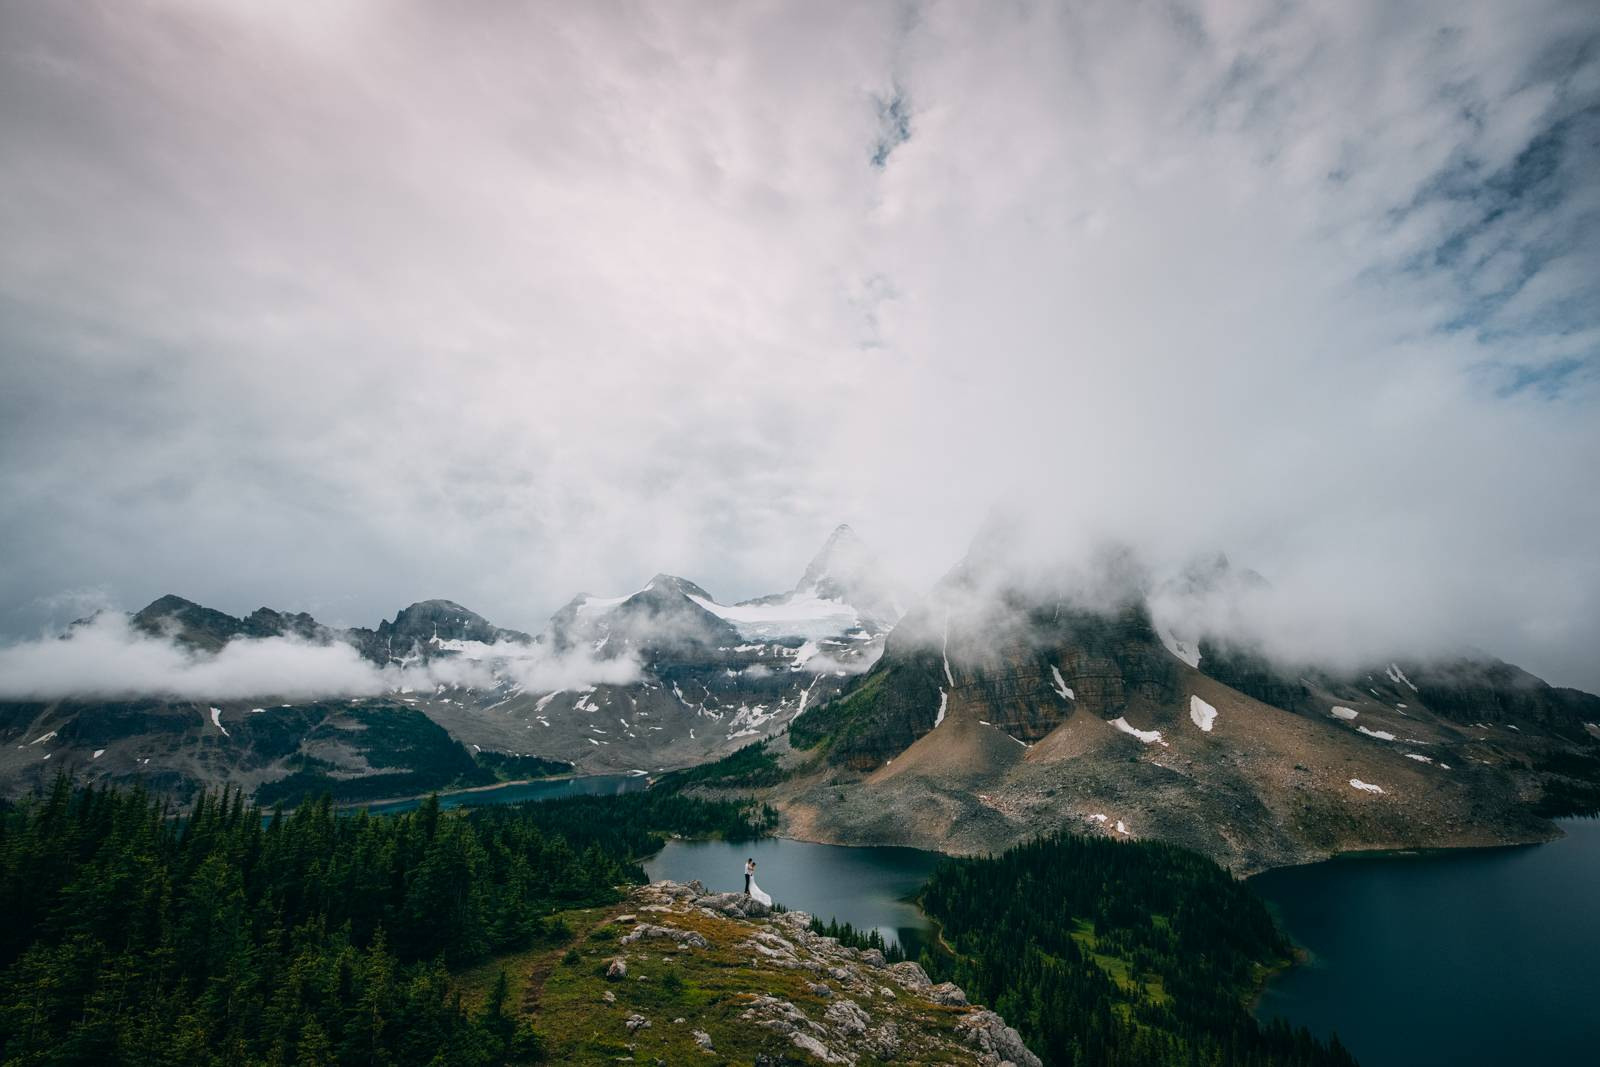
left=918, top=833, right=1358, bottom=1067
left=0, top=776, right=1360, bottom=1067
left=0, top=778, right=768, bottom=1066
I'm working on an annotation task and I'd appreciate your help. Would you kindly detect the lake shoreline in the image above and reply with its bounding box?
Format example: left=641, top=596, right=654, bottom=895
left=339, top=771, right=1570, bottom=881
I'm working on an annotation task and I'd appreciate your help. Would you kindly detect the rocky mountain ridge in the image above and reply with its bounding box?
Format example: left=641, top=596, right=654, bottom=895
left=765, top=546, right=1600, bottom=873
left=0, top=527, right=903, bottom=801
left=127, top=594, right=533, bottom=663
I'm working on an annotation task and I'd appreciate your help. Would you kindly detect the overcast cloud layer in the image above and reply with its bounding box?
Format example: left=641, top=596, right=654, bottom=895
left=2, top=1, right=1597, bottom=689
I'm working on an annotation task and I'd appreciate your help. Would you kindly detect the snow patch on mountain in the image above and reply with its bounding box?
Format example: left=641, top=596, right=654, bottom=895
left=1157, top=626, right=1202, bottom=668
left=1385, top=663, right=1419, bottom=692
left=1109, top=717, right=1166, bottom=745
left=1050, top=666, right=1075, bottom=702
left=690, top=593, right=863, bottom=641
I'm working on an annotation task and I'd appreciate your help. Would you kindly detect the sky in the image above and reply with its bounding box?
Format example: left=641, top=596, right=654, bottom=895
left=2, top=0, right=1598, bottom=690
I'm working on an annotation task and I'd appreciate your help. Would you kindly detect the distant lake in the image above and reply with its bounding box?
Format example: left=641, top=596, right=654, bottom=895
left=646, top=837, right=941, bottom=957
left=357, top=773, right=646, bottom=815
left=1251, top=818, right=1600, bottom=1067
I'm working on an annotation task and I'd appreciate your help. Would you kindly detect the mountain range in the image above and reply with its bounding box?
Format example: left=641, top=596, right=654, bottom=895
left=2, top=523, right=1597, bottom=873
left=0, top=525, right=903, bottom=803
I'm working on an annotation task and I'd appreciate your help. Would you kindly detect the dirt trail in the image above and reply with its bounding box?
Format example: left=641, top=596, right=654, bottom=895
left=522, top=910, right=613, bottom=1015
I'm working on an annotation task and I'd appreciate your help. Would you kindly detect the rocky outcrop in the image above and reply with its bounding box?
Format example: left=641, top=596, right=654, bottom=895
left=619, top=922, right=710, bottom=949
left=571, top=880, right=1042, bottom=1066
left=959, top=1009, right=1041, bottom=1066
left=693, top=890, right=773, bottom=919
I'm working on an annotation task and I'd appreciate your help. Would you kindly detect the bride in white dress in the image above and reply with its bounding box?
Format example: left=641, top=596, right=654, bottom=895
left=744, top=857, right=772, bottom=906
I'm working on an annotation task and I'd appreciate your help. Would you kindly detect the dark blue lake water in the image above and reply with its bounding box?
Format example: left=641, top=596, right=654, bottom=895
left=1251, top=818, right=1600, bottom=1067
left=645, top=837, right=941, bottom=956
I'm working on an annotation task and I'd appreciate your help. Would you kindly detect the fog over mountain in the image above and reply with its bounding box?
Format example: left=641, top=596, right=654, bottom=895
left=2, top=1, right=1597, bottom=689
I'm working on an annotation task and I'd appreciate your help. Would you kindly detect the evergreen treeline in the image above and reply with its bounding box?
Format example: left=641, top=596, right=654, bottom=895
left=806, top=916, right=907, bottom=963
left=652, top=738, right=790, bottom=790
left=470, top=752, right=573, bottom=782
left=918, top=833, right=1358, bottom=1067
left=0, top=778, right=769, bottom=1065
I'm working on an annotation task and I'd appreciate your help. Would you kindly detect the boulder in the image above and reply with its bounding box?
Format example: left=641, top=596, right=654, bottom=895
left=606, top=957, right=628, bottom=980
left=824, top=999, right=872, bottom=1036
left=790, top=1032, right=849, bottom=1064
left=887, top=960, right=932, bottom=991
left=739, top=995, right=821, bottom=1038
left=693, top=891, right=772, bottom=918
left=958, top=1009, right=1042, bottom=1067
left=620, top=923, right=709, bottom=949
left=866, top=1020, right=901, bottom=1060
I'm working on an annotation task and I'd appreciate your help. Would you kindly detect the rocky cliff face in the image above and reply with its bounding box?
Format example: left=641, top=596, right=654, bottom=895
left=531, top=879, right=1039, bottom=1066
left=792, top=561, right=1178, bottom=770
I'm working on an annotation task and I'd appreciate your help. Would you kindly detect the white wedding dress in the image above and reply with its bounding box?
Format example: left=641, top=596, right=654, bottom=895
left=748, top=877, right=772, bottom=907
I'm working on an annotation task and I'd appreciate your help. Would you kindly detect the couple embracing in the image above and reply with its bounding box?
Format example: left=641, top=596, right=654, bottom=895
left=742, top=857, right=772, bottom=907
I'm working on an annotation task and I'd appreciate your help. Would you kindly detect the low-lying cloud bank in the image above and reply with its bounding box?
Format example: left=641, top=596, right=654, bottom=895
left=0, top=614, right=639, bottom=701
left=902, top=516, right=1566, bottom=682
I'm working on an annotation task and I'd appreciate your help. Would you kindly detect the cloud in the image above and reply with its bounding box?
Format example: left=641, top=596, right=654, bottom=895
left=0, top=1, right=1596, bottom=690
left=797, top=650, right=882, bottom=678
left=0, top=614, right=383, bottom=700
left=0, top=614, right=637, bottom=701
left=416, top=639, right=643, bottom=696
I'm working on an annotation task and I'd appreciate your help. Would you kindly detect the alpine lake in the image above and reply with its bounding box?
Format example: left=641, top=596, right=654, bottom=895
left=369, top=777, right=1599, bottom=1066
